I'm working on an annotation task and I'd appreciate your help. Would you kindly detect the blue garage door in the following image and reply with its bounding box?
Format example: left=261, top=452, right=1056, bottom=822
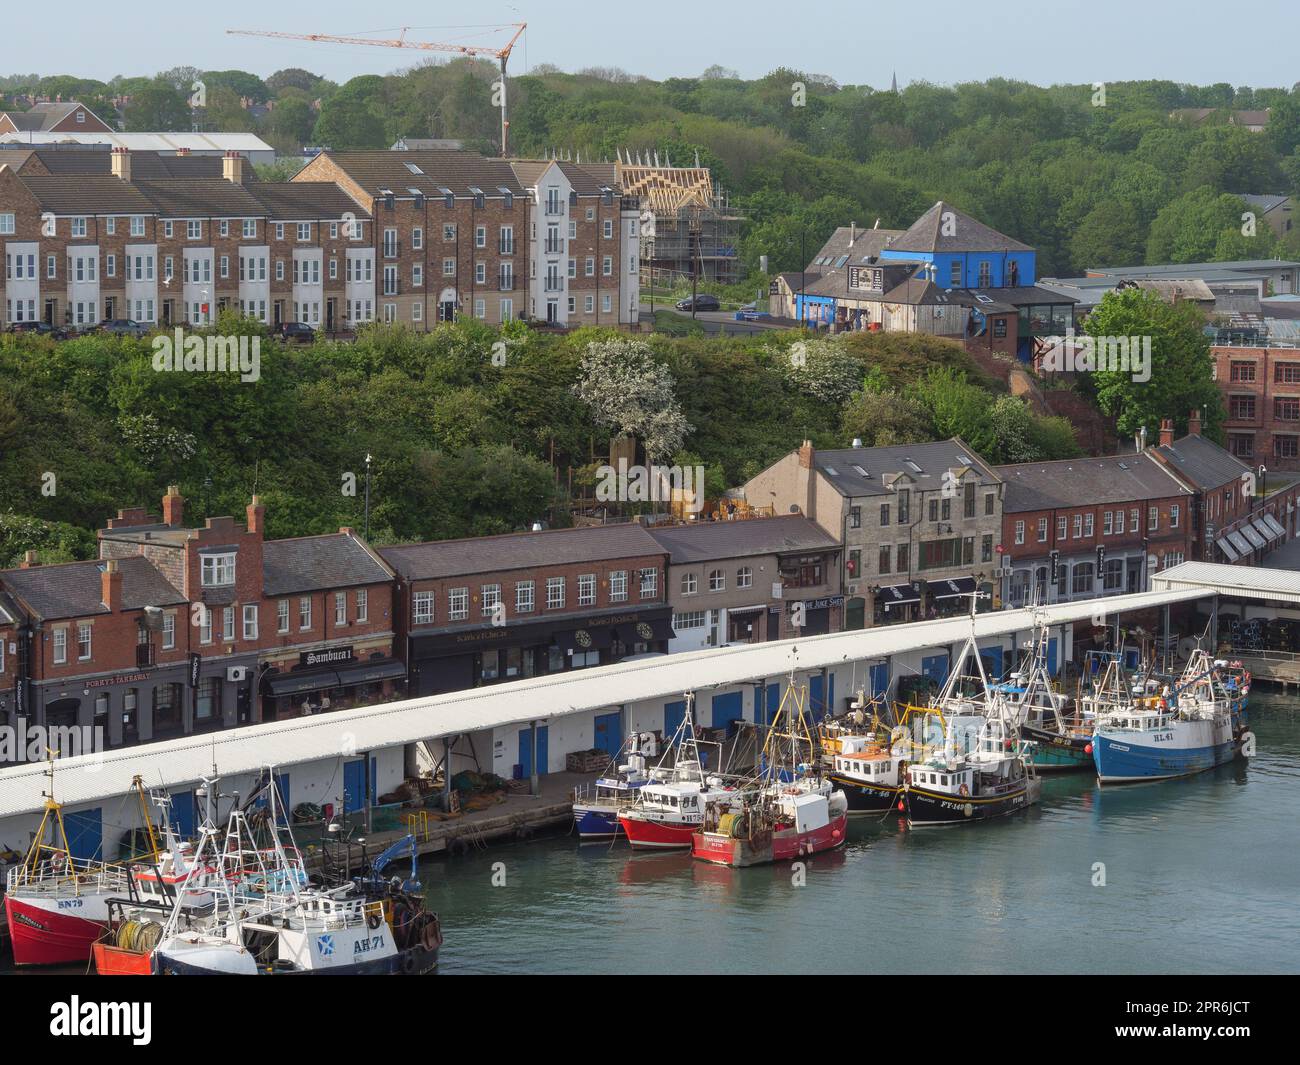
left=809, top=674, right=835, bottom=720
left=870, top=664, right=890, bottom=699
left=169, top=790, right=198, bottom=840
left=755, top=682, right=781, bottom=726
left=594, top=712, right=622, bottom=758
left=343, top=759, right=366, bottom=814
left=1048, top=638, right=1059, bottom=677
left=664, top=700, right=686, bottom=740
left=922, top=654, right=950, bottom=686
left=64, top=807, right=103, bottom=862
left=518, top=725, right=549, bottom=778
left=980, top=647, right=1003, bottom=681
left=711, top=691, right=744, bottom=733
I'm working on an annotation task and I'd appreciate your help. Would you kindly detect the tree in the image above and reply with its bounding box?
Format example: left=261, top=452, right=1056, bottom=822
left=1146, top=187, right=1262, bottom=264
left=1083, top=287, right=1222, bottom=439
left=573, top=339, right=691, bottom=461
left=124, top=80, right=191, bottom=131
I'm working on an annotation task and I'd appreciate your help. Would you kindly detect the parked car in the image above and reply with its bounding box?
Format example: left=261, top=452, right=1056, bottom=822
left=276, top=321, right=316, bottom=343
left=7, top=321, right=67, bottom=339
left=675, top=294, right=721, bottom=312
left=98, top=318, right=150, bottom=338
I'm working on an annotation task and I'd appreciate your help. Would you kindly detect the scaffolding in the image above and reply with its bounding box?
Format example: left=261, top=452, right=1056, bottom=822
left=617, top=159, right=744, bottom=288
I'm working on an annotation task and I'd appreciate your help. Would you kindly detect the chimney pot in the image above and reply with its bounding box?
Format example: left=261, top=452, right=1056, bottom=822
left=247, top=495, right=265, bottom=535
left=222, top=151, right=244, bottom=184
left=102, top=559, right=122, bottom=611
left=21, top=550, right=38, bottom=568
left=1159, top=418, right=1175, bottom=448
left=798, top=439, right=815, bottom=470
left=1188, top=408, right=1203, bottom=436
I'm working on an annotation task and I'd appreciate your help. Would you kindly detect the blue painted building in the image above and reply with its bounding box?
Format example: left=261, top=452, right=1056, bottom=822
left=879, top=201, right=1036, bottom=290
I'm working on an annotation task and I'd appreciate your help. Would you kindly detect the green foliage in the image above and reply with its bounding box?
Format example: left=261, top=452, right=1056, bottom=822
left=1083, top=287, right=1222, bottom=439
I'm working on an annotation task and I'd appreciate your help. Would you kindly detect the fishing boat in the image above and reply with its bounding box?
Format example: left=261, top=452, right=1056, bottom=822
left=901, top=705, right=1041, bottom=826
left=1092, top=649, right=1250, bottom=783
left=692, top=682, right=848, bottom=866
left=4, top=760, right=170, bottom=966
left=897, top=620, right=1041, bottom=827
left=571, top=730, right=657, bottom=840
left=95, top=770, right=441, bottom=975
left=998, top=623, right=1091, bottom=771
left=618, top=693, right=748, bottom=849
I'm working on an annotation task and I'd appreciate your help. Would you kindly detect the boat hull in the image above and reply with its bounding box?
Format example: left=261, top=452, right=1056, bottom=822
left=618, top=814, right=700, bottom=850
left=1020, top=725, right=1093, bottom=771
left=691, top=812, right=848, bottom=867
left=572, top=804, right=621, bottom=840
left=904, top=780, right=1039, bottom=827
left=828, top=774, right=898, bottom=813
left=151, top=943, right=440, bottom=975
left=4, top=893, right=107, bottom=966
left=1092, top=728, right=1238, bottom=783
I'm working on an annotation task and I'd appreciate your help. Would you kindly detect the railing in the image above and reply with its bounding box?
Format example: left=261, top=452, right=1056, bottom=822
left=498, top=278, right=515, bottom=292
left=543, top=240, right=563, bottom=255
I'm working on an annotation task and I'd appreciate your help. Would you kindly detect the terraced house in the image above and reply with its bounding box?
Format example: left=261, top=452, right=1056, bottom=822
left=0, top=146, right=372, bottom=330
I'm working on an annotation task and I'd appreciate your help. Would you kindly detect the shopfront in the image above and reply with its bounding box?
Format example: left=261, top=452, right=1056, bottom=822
left=407, top=606, right=675, bottom=697
left=260, top=642, right=407, bottom=721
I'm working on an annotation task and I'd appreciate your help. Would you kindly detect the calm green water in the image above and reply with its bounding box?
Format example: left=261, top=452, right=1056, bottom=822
left=423, top=692, right=1300, bottom=975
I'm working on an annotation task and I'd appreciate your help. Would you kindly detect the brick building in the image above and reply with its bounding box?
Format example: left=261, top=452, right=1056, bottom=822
left=379, top=524, right=672, bottom=697
left=998, top=451, right=1194, bottom=607
left=647, top=515, right=843, bottom=651
left=0, top=147, right=371, bottom=330
left=1215, top=344, right=1300, bottom=469
left=0, top=488, right=399, bottom=763
left=744, top=438, right=1004, bottom=627
left=0, top=100, right=114, bottom=135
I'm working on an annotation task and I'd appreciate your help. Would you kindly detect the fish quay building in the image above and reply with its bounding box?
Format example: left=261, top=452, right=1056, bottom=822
left=0, top=572, right=1269, bottom=859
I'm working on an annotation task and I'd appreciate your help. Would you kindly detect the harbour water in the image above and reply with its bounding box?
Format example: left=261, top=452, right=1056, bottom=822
left=424, top=692, right=1300, bottom=974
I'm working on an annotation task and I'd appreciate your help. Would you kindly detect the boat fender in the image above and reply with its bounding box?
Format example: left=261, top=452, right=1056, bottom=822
left=958, top=783, right=970, bottom=798
left=421, top=917, right=443, bottom=952
left=367, top=911, right=382, bottom=931
left=963, top=804, right=973, bottom=818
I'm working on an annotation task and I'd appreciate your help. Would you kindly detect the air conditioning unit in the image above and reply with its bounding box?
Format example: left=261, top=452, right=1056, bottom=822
left=847, top=584, right=859, bottom=596
left=227, top=666, right=249, bottom=683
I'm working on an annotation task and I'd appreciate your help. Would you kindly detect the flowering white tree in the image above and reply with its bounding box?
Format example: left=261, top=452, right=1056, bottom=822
left=573, top=339, right=692, bottom=461
left=782, top=336, right=863, bottom=405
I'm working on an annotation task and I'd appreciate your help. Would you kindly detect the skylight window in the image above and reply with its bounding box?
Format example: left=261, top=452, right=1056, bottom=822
left=404, top=162, right=424, bottom=175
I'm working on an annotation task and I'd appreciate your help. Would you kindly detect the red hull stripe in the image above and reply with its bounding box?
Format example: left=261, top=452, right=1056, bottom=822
left=617, top=816, right=699, bottom=849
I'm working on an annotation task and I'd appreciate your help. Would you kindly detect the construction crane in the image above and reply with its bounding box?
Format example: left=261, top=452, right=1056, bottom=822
left=227, top=23, right=526, bottom=155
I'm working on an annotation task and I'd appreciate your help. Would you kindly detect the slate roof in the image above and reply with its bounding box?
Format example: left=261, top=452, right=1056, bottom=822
left=262, top=534, right=392, bottom=596
left=647, top=515, right=840, bottom=564
left=18, top=174, right=156, bottom=214
left=315, top=149, right=525, bottom=199
left=136, top=179, right=267, bottom=218
left=811, top=439, right=1002, bottom=499
left=15, top=149, right=228, bottom=180
left=247, top=182, right=371, bottom=220
left=807, top=226, right=905, bottom=270
left=887, top=200, right=1032, bottom=254
left=1153, top=434, right=1251, bottom=492
left=379, top=523, right=667, bottom=580
left=1238, top=194, right=1292, bottom=214
left=998, top=453, right=1191, bottom=513
left=1, top=557, right=184, bottom=621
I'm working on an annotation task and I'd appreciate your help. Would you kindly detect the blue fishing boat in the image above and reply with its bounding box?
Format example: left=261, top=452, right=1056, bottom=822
left=570, top=731, right=656, bottom=840
left=1092, top=649, right=1251, bottom=783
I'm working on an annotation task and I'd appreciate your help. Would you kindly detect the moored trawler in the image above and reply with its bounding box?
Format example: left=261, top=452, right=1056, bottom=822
left=1092, top=649, right=1250, bottom=783
left=618, top=692, right=750, bottom=849
left=692, top=681, right=848, bottom=866
left=571, top=730, right=658, bottom=840
left=901, top=710, right=1041, bottom=826
left=999, top=623, right=1092, bottom=771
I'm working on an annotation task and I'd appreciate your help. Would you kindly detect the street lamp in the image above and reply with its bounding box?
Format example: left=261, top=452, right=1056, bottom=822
left=364, top=453, right=372, bottom=540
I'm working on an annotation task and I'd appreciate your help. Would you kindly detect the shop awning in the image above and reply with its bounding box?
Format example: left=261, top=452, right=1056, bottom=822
left=1227, top=530, right=1254, bottom=556
left=263, top=667, right=339, bottom=697
left=1261, top=513, right=1288, bottom=539
left=1251, top=517, right=1281, bottom=544
left=1215, top=535, right=1240, bottom=562
left=1239, top=523, right=1267, bottom=550
left=931, top=576, right=978, bottom=600
left=877, top=583, right=920, bottom=609
left=334, top=658, right=407, bottom=686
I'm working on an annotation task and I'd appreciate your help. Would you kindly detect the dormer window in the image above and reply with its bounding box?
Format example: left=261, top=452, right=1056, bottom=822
left=201, top=553, right=236, bottom=587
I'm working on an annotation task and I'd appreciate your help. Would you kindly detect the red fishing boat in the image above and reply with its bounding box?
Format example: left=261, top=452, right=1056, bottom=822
left=618, top=693, right=749, bottom=849
left=692, top=682, right=848, bottom=867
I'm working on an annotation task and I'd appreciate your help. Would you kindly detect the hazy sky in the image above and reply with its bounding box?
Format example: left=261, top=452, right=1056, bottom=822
left=10, top=0, right=1299, bottom=90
